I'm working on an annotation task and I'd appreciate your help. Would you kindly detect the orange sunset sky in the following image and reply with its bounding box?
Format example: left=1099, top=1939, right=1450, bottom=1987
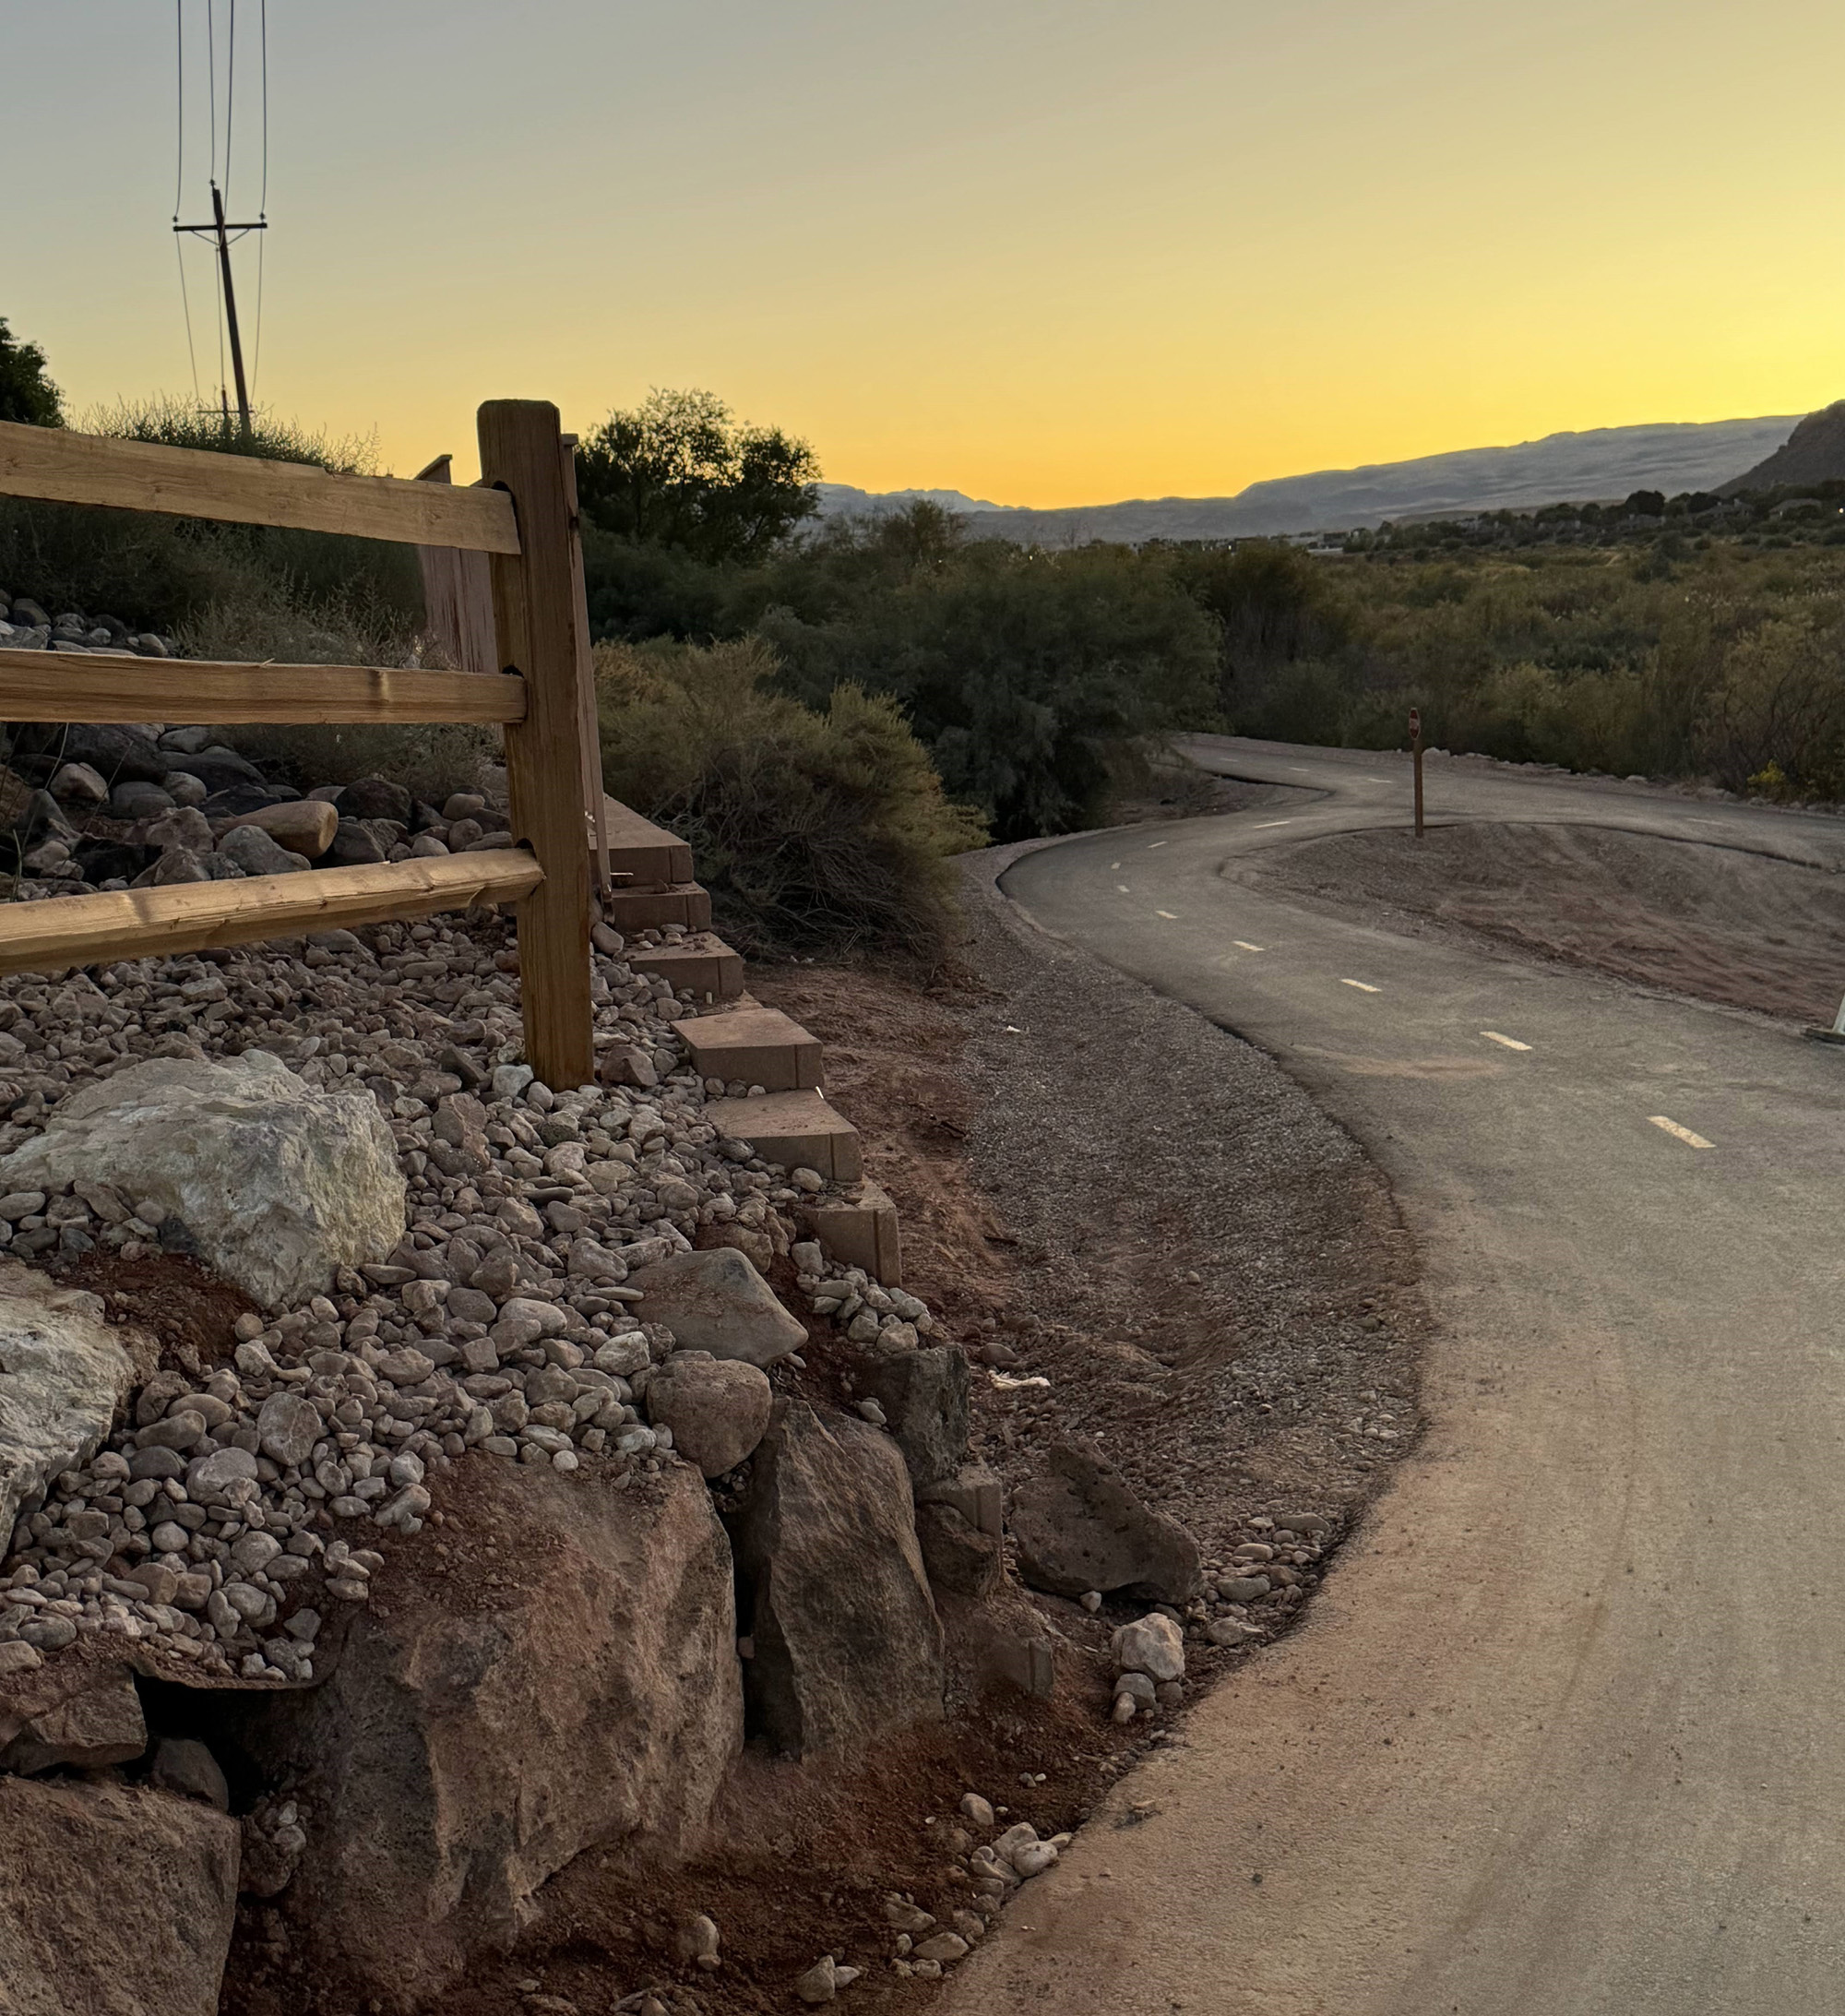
left=6, top=0, right=1843, bottom=503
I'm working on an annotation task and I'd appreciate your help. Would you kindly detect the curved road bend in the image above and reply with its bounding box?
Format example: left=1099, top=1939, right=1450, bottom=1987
left=946, top=737, right=1845, bottom=2016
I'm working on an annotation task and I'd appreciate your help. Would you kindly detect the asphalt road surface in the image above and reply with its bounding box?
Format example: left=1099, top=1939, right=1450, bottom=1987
left=945, top=737, right=1845, bottom=2016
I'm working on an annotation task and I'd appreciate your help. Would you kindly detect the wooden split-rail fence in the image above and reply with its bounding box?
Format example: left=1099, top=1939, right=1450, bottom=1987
left=0, top=401, right=606, bottom=1089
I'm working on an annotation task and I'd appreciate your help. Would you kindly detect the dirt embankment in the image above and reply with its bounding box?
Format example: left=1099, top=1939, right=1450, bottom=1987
left=1246, top=819, right=1845, bottom=1026
left=756, top=867, right=1425, bottom=1570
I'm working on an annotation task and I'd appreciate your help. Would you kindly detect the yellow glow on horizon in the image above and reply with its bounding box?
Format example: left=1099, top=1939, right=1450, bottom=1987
left=6, top=0, right=1843, bottom=506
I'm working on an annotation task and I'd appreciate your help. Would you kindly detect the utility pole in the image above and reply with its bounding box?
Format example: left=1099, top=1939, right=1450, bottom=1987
left=174, top=185, right=265, bottom=442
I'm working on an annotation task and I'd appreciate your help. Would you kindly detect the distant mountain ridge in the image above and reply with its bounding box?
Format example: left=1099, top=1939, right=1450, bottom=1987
left=1720, top=401, right=1845, bottom=495
left=815, top=482, right=1024, bottom=518
left=820, top=413, right=1804, bottom=544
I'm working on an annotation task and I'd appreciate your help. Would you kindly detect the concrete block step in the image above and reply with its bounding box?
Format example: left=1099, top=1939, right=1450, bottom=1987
left=603, top=881, right=712, bottom=931
left=798, top=1176, right=901, bottom=1285
left=682, top=1006, right=822, bottom=1092
left=595, top=797, right=694, bottom=888
left=704, top=1090, right=863, bottom=1184
left=628, top=936, right=745, bottom=1001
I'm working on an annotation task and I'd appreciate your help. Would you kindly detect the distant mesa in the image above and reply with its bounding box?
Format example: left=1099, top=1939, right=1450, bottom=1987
left=823, top=412, right=1811, bottom=544
left=1718, top=400, right=1845, bottom=495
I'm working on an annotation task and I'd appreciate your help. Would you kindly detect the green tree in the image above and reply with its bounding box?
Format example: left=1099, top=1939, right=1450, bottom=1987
left=0, top=316, right=64, bottom=426
left=576, top=388, right=820, bottom=566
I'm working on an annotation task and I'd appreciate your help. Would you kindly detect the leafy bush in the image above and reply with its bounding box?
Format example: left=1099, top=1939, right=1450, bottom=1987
left=595, top=637, right=986, bottom=963
left=761, top=526, right=1220, bottom=841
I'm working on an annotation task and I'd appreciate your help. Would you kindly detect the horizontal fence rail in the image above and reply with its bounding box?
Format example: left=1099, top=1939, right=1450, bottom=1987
left=0, top=400, right=599, bottom=1086
left=0, top=850, right=544, bottom=977
left=0, top=650, right=527, bottom=725
left=0, top=420, right=520, bottom=553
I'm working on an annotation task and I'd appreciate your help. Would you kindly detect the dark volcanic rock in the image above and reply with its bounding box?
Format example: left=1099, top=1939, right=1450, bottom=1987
left=858, top=1342, right=969, bottom=1489
left=1009, top=1438, right=1200, bottom=1603
left=334, top=775, right=414, bottom=824
left=323, top=817, right=388, bottom=867
left=729, top=1399, right=944, bottom=1757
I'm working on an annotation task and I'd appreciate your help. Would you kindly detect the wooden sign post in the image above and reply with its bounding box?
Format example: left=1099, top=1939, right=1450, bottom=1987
left=1410, top=708, right=1424, bottom=839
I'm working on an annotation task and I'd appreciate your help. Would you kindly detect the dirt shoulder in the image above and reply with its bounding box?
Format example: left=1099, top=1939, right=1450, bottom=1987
left=1243, top=819, right=1845, bottom=1027
left=754, top=853, right=1425, bottom=1569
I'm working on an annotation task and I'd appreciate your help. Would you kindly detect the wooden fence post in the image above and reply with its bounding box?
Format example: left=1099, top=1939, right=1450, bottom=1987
left=477, top=400, right=596, bottom=1089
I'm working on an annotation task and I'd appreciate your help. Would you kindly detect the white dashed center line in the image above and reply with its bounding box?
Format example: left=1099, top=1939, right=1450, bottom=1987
left=1254, top=819, right=1292, bottom=829
left=1365, top=776, right=1389, bottom=782
left=1233, top=940, right=1265, bottom=952
left=1650, top=1115, right=1714, bottom=1150
left=1340, top=978, right=1380, bottom=993
left=1148, top=841, right=1167, bottom=849
left=1481, top=1032, right=1530, bottom=1051
left=1116, top=884, right=1131, bottom=893
left=1156, top=910, right=1179, bottom=920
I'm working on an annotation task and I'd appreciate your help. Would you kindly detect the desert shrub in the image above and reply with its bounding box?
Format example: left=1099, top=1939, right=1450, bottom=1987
left=595, top=637, right=986, bottom=963
left=224, top=720, right=498, bottom=803
left=1702, top=607, right=1845, bottom=798
left=761, top=534, right=1220, bottom=841
left=78, top=394, right=380, bottom=473
left=0, top=396, right=421, bottom=638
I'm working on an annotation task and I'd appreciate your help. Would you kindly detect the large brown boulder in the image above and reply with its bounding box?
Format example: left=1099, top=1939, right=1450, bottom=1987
left=730, top=1400, right=944, bottom=1757
left=1009, top=1438, right=1200, bottom=1603
left=220, top=1456, right=743, bottom=2010
left=0, top=1664, right=146, bottom=1773
left=0, top=1776, right=240, bottom=2016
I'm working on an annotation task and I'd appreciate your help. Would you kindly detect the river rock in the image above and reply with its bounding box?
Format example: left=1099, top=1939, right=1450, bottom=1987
left=217, top=1455, right=741, bottom=2007
left=0, top=1775, right=240, bottom=2016
left=627, top=1247, right=806, bottom=1366
left=0, top=1052, right=407, bottom=1307
left=220, top=799, right=339, bottom=859
left=856, top=1342, right=969, bottom=1488
left=644, top=1352, right=772, bottom=1478
left=1009, top=1438, right=1200, bottom=1603
left=1112, top=1612, right=1185, bottom=1684
left=729, top=1400, right=944, bottom=1757
left=0, top=1261, right=146, bottom=1545
left=215, top=824, right=311, bottom=877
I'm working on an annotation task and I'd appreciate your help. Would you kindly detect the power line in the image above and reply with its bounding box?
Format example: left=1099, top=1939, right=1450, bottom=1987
left=224, top=0, right=236, bottom=211
left=175, top=239, right=203, bottom=405
left=206, top=0, right=217, bottom=188
left=251, top=0, right=268, bottom=397
left=258, top=0, right=268, bottom=213
left=174, top=2, right=202, bottom=402
left=173, top=0, right=184, bottom=218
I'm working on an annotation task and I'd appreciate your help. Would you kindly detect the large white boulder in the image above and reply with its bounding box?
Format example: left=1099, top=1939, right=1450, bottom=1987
left=0, top=1263, right=143, bottom=1548
left=0, top=1054, right=406, bottom=1308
